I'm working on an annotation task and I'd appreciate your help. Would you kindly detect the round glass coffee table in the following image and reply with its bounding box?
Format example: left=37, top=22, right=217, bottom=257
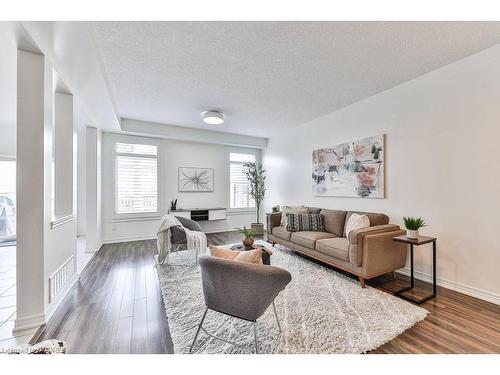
left=229, top=243, right=272, bottom=265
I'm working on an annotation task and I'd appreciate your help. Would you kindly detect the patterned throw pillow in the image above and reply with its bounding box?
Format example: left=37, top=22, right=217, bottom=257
left=286, top=213, right=325, bottom=232
left=280, top=205, right=309, bottom=227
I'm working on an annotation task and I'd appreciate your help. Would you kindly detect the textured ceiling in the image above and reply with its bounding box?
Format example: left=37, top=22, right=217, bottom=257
left=92, top=21, right=500, bottom=138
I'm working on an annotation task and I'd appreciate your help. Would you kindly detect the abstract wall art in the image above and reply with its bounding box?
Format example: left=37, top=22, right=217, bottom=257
left=178, top=167, right=214, bottom=192
left=312, top=134, right=385, bottom=198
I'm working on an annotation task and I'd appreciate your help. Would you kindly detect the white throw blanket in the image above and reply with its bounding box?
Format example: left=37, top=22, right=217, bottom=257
left=156, top=214, right=207, bottom=265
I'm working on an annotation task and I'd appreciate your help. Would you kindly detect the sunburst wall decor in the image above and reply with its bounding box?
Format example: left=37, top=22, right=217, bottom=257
left=178, top=167, right=214, bottom=192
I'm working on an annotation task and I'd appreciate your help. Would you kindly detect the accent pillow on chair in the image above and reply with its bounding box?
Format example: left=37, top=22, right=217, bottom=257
left=208, top=244, right=263, bottom=264
left=345, top=213, right=370, bottom=241
left=286, top=213, right=325, bottom=232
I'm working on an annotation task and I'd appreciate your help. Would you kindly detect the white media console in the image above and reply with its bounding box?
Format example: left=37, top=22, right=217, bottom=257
left=170, top=208, right=227, bottom=222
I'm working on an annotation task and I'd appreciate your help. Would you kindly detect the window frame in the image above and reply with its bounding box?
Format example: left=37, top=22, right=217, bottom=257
left=225, top=147, right=260, bottom=215
left=112, top=136, right=161, bottom=221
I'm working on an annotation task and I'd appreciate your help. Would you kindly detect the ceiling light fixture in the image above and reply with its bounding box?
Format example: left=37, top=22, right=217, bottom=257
left=202, top=110, right=224, bottom=125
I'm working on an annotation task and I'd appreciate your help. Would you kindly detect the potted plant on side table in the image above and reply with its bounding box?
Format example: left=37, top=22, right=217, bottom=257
left=243, top=161, right=266, bottom=235
left=237, top=226, right=256, bottom=250
left=403, top=216, right=427, bottom=239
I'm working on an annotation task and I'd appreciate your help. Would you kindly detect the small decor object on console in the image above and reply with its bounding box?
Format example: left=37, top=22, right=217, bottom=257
left=237, top=226, right=255, bottom=249
left=178, top=167, right=214, bottom=192
left=170, top=198, right=178, bottom=211
left=272, top=205, right=280, bottom=213
left=312, top=134, right=385, bottom=198
left=403, top=216, right=427, bottom=239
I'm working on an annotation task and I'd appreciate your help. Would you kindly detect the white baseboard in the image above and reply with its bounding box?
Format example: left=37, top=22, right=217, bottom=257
left=85, top=240, right=103, bottom=253
left=103, top=228, right=240, bottom=245
left=103, top=235, right=156, bottom=244
left=13, top=313, right=46, bottom=334
left=397, top=268, right=500, bottom=305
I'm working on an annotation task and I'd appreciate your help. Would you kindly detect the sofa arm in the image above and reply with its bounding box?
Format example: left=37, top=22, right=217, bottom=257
left=361, top=230, right=407, bottom=278
left=267, top=212, right=283, bottom=232
left=348, top=224, right=401, bottom=266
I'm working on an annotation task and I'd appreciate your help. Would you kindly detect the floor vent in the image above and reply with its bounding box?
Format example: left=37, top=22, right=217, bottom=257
left=49, top=255, right=76, bottom=303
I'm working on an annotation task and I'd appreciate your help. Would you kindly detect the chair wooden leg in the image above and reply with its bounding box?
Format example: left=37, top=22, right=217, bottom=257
left=359, top=276, right=366, bottom=288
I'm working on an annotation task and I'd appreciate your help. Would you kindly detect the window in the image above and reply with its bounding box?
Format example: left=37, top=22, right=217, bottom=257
left=229, top=152, right=256, bottom=209
left=115, top=142, right=158, bottom=215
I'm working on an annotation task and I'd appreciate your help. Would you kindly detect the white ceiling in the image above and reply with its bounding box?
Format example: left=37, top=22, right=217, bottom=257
left=92, top=21, right=500, bottom=138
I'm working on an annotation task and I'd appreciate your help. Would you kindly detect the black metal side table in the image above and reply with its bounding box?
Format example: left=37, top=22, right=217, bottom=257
left=392, top=235, right=437, bottom=304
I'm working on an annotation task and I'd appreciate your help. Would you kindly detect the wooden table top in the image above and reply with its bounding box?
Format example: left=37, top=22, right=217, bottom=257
left=393, top=234, right=437, bottom=245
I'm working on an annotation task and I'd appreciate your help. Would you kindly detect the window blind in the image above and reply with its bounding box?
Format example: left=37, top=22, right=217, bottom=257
left=229, top=152, right=256, bottom=209
left=115, top=142, right=158, bottom=214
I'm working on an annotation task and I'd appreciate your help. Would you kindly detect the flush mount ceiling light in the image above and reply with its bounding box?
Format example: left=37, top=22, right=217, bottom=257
left=202, top=110, right=224, bottom=125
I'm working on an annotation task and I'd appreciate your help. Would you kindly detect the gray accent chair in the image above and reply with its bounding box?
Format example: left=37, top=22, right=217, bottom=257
left=170, top=216, right=203, bottom=255
left=190, top=255, right=292, bottom=353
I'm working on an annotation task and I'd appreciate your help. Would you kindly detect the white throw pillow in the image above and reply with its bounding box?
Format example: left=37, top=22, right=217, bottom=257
left=280, top=205, right=308, bottom=227
left=345, top=213, right=370, bottom=240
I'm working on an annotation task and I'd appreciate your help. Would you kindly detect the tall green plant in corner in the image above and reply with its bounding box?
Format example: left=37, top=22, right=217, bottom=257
left=243, top=162, right=266, bottom=232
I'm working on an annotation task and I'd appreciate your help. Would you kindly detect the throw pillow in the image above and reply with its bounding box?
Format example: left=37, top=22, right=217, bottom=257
left=345, top=213, right=370, bottom=240
left=280, top=205, right=309, bottom=227
left=208, top=244, right=239, bottom=260
left=234, top=248, right=263, bottom=264
left=286, top=213, right=325, bottom=232
left=209, top=244, right=263, bottom=265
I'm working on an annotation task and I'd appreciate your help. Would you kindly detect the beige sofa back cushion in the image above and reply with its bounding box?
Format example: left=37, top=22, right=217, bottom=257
left=343, top=211, right=389, bottom=237
left=319, top=209, right=347, bottom=237
left=307, top=207, right=322, bottom=214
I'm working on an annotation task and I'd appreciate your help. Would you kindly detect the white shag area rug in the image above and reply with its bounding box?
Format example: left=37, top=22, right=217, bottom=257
left=156, top=241, right=428, bottom=354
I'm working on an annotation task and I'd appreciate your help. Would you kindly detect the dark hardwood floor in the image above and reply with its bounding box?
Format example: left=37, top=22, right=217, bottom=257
left=38, top=231, right=500, bottom=354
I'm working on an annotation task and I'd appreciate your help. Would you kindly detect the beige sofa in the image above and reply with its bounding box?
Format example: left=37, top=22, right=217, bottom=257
left=267, top=207, right=407, bottom=288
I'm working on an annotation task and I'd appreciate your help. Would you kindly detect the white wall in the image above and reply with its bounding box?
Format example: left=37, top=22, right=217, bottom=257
left=101, top=133, right=258, bottom=243
left=263, top=44, right=500, bottom=305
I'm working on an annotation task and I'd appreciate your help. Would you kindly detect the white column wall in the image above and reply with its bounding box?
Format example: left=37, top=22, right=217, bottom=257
left=85, top=126, right=102, bottom=252
left=15, top=49, right=46, bottom=332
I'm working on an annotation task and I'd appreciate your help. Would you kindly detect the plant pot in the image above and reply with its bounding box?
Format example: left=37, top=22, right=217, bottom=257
left=251, top=222, right=264, bottom=235
left=243, top=236, right=254, bottom=250
left=406, top=229, right=419, bottom=239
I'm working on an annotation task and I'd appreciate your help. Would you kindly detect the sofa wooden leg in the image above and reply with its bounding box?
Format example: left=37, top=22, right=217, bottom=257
left=359, top=276, right=366, bottom=288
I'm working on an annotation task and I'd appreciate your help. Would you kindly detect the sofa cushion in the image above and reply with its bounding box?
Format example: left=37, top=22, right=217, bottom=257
left=319, top=209, right=347, bottom=237
left=343, top=211, right=389, bottom=236
left=291, top=231, right=335, bottom=248
left=315, top=237, right=350, bottom=262
left=272, top=226, right=293, bottom=241
left=308, top=207, right=322, bottom=214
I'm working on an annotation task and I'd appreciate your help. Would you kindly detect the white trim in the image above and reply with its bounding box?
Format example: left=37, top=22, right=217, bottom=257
left=102, top=227, right=242, bottom=245
left=103, top=235, right=157, bottom=244
left=396, top=268, right=500, bottom=305
left=108, top=215, right=162, bottom=223
left=86, top=240, right=103, bottom=254
left=50, top=214, right=75, bottom=229
left=13, top=313, right=46, bottom=334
